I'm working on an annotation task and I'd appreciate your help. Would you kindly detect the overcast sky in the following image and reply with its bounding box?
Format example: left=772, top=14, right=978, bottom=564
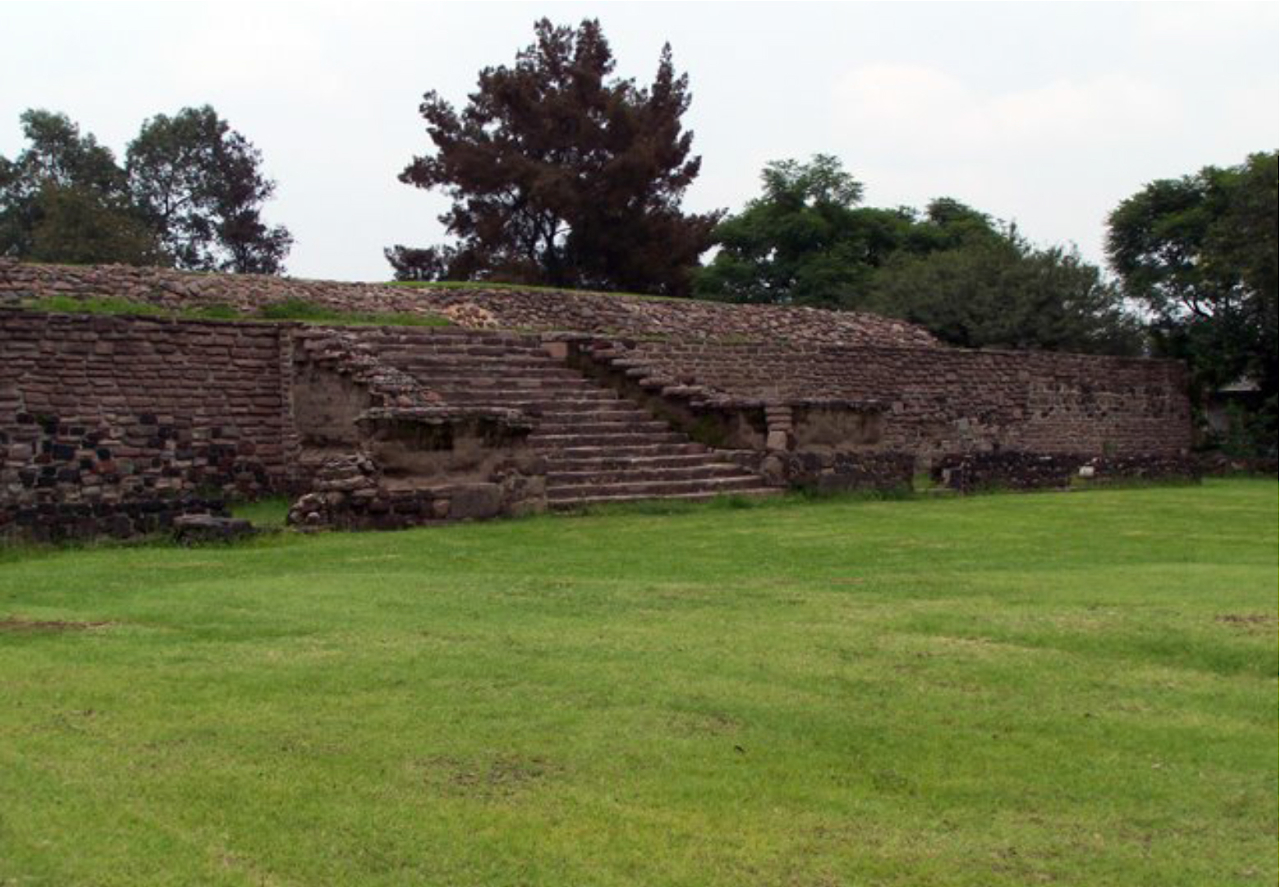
left=3, top=2, right=1277, bottom=282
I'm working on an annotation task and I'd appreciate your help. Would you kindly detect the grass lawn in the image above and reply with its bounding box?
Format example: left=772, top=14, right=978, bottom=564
left=0, top=480, right=1275, bottom=886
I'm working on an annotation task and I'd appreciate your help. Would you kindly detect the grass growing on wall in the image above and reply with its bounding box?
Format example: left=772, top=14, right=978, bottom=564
left=254, top=297, right=452, bottom=327
left=18, top=294, right=452, bottom=328
left=0, top=479, right=1276, bottom=886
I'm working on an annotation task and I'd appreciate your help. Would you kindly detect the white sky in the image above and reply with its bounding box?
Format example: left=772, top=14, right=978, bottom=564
left=2, top=1, right=1277, bottom=282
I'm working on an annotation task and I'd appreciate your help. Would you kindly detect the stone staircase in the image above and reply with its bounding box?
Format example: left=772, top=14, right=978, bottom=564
left=363, top=330, right=780, bottom=510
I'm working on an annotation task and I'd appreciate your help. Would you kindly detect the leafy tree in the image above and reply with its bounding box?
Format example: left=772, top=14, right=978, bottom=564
left=699, top=154, right=1141, bottom=353
left=0, top=110, right=159, bottom=262
left=383, top=244, right=454, bottom=283
left=27, top=183, right=167, bottom=266
left=694, top=156, right=1009, bottom=308
left=1107, top=151, right=1278, bottom=453
left=1, top=106, right=291, bottom=273
left=127, top=105, right=292, bottom=274
left=868, top=237, right=1144, bottom=354
left=697, top=155, right=877, bottom=306
left=391, top=18, right=719, bottom=295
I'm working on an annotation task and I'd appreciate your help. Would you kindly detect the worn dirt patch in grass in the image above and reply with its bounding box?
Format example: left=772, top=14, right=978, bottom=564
left=667, top=709, right=743, bottom=737
left=0, top=617, right=114, bottom=633
left=412, top=754, right=562, bottom=799
left=1214, top=613, right=1276, bottom=633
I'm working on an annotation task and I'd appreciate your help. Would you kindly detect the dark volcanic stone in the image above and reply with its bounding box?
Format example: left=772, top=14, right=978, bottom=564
left=172, top=514, right=256, bottom=545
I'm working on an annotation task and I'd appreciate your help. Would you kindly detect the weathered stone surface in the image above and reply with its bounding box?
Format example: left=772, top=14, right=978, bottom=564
left=0, top=258, right=940, bottom=349
left=446, top=483, right=502, bottom=520
left=0, top=311, right=286, bottom=541
left=930, top=451, right=1200, bottom=492
left=726, top=450, right=914, bottom=493
left=581, top=338, right=1193, bottom=461
left=173, top=514, right=256, bottom=545
left=1, top=497, right=228, bottom=543
left=933, top=452, right=1079, bottom=492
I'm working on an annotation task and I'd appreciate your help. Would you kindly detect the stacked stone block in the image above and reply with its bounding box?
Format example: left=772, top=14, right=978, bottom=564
left=1, top=310, right=289, bottom=539
left=590, top=339, right=1192, bottom=459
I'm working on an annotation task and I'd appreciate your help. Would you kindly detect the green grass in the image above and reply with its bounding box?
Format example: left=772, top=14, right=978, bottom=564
left=18, top=294, right=452, bottom=328
left=229, top=496, right=292, bottom=530
left=1, top=480, right=1275, bottom=886
left=254, top=297, right=452, bottom=327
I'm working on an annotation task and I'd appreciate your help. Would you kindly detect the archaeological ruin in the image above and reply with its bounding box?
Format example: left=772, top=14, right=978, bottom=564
left=0, top=259, right=1196, bottom=541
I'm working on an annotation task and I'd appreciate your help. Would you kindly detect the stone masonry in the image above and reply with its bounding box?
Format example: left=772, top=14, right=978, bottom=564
left=0, top=260, right=1196, bottom=539
left=0, top=259, right=939, bottom=348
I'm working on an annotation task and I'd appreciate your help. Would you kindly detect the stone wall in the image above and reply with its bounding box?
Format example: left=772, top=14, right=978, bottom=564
left=724, top=449, right=916, bottom=494
left=1, top=310, right=293, bottom=538
left=0, top=309, right=557, bottom=539
left=582, top=338, right=1193, bottom=462
left=932, top=452, right=1202, bottom=493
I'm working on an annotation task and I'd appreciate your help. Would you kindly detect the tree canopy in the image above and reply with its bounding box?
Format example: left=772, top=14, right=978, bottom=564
left=1107, top=151, right=1278, bottom=452
left=127, top=106, right=292, bottom=274
left=0, top=106, right=291, bottom=273
left=0, top=110, right=164, bottom=265
left=696, top=154, right=1141, bottom=354
left=867, top=237, right=1143, bottom=355
left=388, top=18, right=719, bottom=295
left=694, top=154, right=894, bottom=306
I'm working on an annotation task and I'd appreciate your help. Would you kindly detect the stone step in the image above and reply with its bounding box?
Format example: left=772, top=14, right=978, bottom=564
left=377, top=344, right=550, bottom=357
left=547, top=486, right=781, bottom=510
left=546, top=474, right=770, bottom=502
left=423, top=377, right=605, bottom=390
left=433, top=398, right=623, bottom=416
left=345, top=334, right=545, bottom=352
left=435, top=386, right=619, bottom=401
left=547, top=463, right=751, bottom=486
left=394, top=368, right=582, bottom=383
left=390, top=361, right=579, bottom=377
left=543, top=442, right=709, bottom=460
left=536, top=419, right=672, bottom=436
left=410, top=376, right=594, bottom=391
left=546, top=451, right=726, bottom=472
left=539, top=407, right=652, bottom=421
left=530, top=431, right=687, bottom=448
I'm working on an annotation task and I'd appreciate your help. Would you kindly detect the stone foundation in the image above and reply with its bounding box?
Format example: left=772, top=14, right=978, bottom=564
left=286, top=453, right=545, bottom=531
left=3, top=496, right=228, bottom=543
left=724, top=450, right=915, bottom=493
left=933, top=451, right=1201, bottom=493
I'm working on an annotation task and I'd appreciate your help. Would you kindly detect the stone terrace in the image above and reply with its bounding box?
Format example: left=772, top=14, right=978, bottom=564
left=0, top=259, right=939, bottom=349
left=583, top=338, right=1192, bottom=458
